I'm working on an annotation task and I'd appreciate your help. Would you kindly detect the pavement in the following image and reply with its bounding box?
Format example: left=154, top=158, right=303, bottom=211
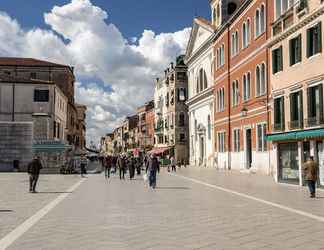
left=1, top=167, right=324, bottom=250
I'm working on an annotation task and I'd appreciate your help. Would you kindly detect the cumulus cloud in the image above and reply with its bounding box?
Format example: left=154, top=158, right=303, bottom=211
left=0, top=0, right=191, bottom=145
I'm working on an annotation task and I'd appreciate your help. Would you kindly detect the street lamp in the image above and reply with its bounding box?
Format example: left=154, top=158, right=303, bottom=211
left=241, top=107, right=248, bottom=117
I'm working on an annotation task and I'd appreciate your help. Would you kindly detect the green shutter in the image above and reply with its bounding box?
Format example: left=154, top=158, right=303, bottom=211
left=318, top=22, right=322, bottom=53
left=289, top=39, right=293, bottom=66
left=307, top=28, right=311, bottom=58
left=272, top=49, right=277, bottom=74
left=319, top=84, right=324, bottom=122
left=299, top=91, right=303, bottom=126
left=297, top=34, right=302, bottom=63
left=279, top=46, right=283, bottom=71
left=281, top=97, right=285, bottom=129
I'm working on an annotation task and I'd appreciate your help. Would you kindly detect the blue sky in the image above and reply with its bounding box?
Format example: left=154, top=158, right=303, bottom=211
left=0, top=0, right=211, bottom=143
left=0, top=0, right=210, bottom=39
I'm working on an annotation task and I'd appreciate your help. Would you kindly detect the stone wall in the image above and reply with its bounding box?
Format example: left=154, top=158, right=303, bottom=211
left=0, top=122, right=33, bottom=171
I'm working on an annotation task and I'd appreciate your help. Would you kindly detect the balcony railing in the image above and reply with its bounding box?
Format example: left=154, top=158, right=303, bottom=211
left=288, top=120, right=303, bottom=130
left=305, top=117, right=324, bottom=127
left=273, top=123, right=285, bottom=132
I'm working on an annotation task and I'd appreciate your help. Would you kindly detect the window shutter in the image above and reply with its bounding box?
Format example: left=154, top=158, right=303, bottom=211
left=289, top=93, right=293, bottom=124
left=297, top=34, right=302, bottom=63
left=307, top=28, right=311, bottom=58
left=177, top=88, right=180, bottom=102
left=289, top=39, right=293, bottom=66
left=307, top=88, right=311, bottom=119
left=278, top=46, right=283, bottom=71
left=319, top=84, right=324, bottom=122
left=299, top=91, right=304, bottom=125
left=272, top=50, right=276, bottom=74
left=318, top=22, right=322, bottom=53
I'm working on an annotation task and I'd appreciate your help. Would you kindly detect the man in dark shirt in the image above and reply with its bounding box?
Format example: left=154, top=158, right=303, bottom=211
left=27, top=156, right=43, bottom=193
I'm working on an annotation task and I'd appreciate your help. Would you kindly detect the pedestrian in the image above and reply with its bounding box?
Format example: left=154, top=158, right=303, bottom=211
left=128, top=157, right=136, bottom=180
left=104, top=156, right=112, bottom=179
left=80, top=155, right=88, bottom=177
left=136, top=158, right=141, bottom=175
left=27, top=155, right=43, bottom=193
left=146, top=154, right=160, bottom=189
left=303, top=156, right=318, bottom=198
left=117, top=155, right=126, bottom=180
left=170, top=156, right=176, bottom=172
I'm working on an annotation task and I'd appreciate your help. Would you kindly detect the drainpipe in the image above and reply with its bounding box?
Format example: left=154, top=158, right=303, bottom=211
left=266, top=0, right=272, bottom=177
left=227, top=24, right=231, bottom=170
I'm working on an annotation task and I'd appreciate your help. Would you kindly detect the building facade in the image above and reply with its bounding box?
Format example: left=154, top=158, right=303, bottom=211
left=212, top=0, right=271, bottom=174
left=137, top=100, right=155, bottom=151
left=267, top=0, right=324, bottom=186
left=153, top=56, right=189, bottom=164
left=185, top=17, right=215, bottom=167
left=75, top=104, right=87, bottom=149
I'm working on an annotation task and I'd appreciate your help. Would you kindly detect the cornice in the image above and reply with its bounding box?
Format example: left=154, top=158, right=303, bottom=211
left=186, top=87, right=214, bottom=107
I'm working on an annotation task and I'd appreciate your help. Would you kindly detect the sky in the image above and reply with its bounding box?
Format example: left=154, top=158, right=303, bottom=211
left=0, top=0, right=210, bottom=145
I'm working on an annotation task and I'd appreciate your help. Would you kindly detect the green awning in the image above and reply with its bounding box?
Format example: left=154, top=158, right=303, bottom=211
left=32, top=140, right=72, bottom=152
left=267, top=128, right=324, bottom=142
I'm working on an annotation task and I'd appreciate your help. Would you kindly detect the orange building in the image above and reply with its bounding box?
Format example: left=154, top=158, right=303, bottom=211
left=212, top=0, right=271, bottom=174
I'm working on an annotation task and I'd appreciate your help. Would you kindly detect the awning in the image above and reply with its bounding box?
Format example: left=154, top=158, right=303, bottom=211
left=149, top=146, right=171, bottom=155
left=266, top=128, right=324, bottom=142
left=33, top=140, right=72, bottom=152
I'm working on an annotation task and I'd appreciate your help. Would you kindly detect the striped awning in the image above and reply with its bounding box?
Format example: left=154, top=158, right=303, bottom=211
left=266, top=128, right=324, bottom=142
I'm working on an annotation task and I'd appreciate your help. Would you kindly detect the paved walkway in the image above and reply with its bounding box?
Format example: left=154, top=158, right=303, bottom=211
left=1, top=167, right=324, bottom=250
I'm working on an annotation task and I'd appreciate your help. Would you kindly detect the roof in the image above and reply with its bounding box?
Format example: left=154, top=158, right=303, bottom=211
left=0, top=57, right=72, bottom=68
left=194, top=17, right=216, bottom=32
left=0, top=74, right=53, bottom=84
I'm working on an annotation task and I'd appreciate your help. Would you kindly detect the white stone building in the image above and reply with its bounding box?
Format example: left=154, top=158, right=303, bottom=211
left=185, top=17, right=215, bottom=167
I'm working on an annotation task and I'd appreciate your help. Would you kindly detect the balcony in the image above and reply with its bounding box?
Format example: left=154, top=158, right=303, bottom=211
left=305, top=117, right=324, bottom=128
left=273, top=123, right=285, bottom=132
left=289, top=120, right=304, bottom=130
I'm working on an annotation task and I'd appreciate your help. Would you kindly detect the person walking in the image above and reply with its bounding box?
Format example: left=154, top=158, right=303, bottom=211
left=104, top=156, right=112, bottom=179
left=80, top=155, right=88, bottom=177
left=170, top=156, right=176, bottom=172
left=27, top=156, right=43, bottom=193
left=146, top=154, right=160, bottom=189
left=117, top=155, right=126, bottom=180
left=128, top=157, right=136, bottom=180
left=136, top=158, right=141, bottom=176
left=303, top=156, right=318, bottom=198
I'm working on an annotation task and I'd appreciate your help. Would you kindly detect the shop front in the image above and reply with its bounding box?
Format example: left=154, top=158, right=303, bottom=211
left=267, top=128, right=324, bottom=187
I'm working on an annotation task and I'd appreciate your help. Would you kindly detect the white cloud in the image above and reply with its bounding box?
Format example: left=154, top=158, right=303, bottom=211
left=0, top=0, right=191, bottom=145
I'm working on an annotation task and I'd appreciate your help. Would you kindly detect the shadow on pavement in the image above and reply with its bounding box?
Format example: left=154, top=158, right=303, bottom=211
left=0, top=210, right=13, bottom=212
left=37, top=192, right=73, bottom=194
left=155, top=187, right=190, bottom=190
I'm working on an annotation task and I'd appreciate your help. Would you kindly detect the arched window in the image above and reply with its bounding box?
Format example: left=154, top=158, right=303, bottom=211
left=196, top=78, right=199, bottom=94
left=243, top=72, right=251, bottom=101
left=213, top=8, right=217, bottom=25
left=242, top=19, right=251, bottom=48
left=203, top=70, right=208, bottom=89
left=256, top=63, right=266, bottom=96
left=197, top=68, right=208, bottom=93
left=260, top=5, right=265, bottom=33
left=217, top=4, right=221, bottom=25
left=255, top=9, right=261, bottom=37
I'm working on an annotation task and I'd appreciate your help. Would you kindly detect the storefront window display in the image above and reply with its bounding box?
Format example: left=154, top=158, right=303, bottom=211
left=278, top=143, right=299, bottom=183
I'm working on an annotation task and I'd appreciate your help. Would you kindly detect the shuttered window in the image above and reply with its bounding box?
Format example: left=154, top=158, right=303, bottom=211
left=289, top=34, right=302, bottom=66
left=307, top=22, right=322, bottom=58
left=272, top=46, right=283, bottom=74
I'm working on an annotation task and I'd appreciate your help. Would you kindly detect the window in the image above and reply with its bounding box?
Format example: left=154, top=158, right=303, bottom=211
left=256, top=123, right=267, bottom=152
left=178, top=88, right=187, bottom=101
left=179, top=133, right=186, bottom=143
left=197, top=68, right=208, bottom=93
left=34, top=89, right=49, bottom=102
left=30, top=72, right=36, bottom=79
left=179, top=113, right=185, bottom=127
left=307, top=84, right=324, bottom=126
left=242, top=20, right=250, bottom=48
left=217, top=44, right=225, bottom=68
left=272, top=46, right=283, bottom=74
left=256, top=63, right=266, bottom=96
left=274, top=97, right=285, bottom=131
left=289, top=34, right=302, bottom=66
left=194, top=119, right=198, bottom=140
left=231, top=80, right=239, bottom=106
left=260, top=5, right=265, bottom=34
left=233, top=129, right=240, bottom=152
left=53, top=121, right=56, bottom=138
left=289, top=91, right=303, bottom=129
left=207, top=115, right=211, bottom=140
left=231, top=31, right=239, bottom=56
left=243, top=72, right=251, bottom=101
left=307, top=23, right=322, bottom=58
left=217, top=87, right=225, bottom=112
left=177, top=72, right=186, bottom=81
left=255, top=6, right=265, bottom=38
left=218, top=132, right=226, bottom=153
left=275, top=0, right=293, bottom=19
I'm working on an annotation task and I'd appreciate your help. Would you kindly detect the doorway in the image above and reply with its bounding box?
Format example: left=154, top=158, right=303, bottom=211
left=245, top=129, right=252, bottom=169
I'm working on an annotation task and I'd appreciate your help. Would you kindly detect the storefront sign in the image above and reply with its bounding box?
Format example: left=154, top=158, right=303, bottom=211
left=282, top=168, right=299, bottom=180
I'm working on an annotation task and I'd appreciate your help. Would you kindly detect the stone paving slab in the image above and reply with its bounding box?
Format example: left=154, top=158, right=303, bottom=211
left=0, top=173, right=81, bottom=240
left=2, top=167, right=324, bottom=250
